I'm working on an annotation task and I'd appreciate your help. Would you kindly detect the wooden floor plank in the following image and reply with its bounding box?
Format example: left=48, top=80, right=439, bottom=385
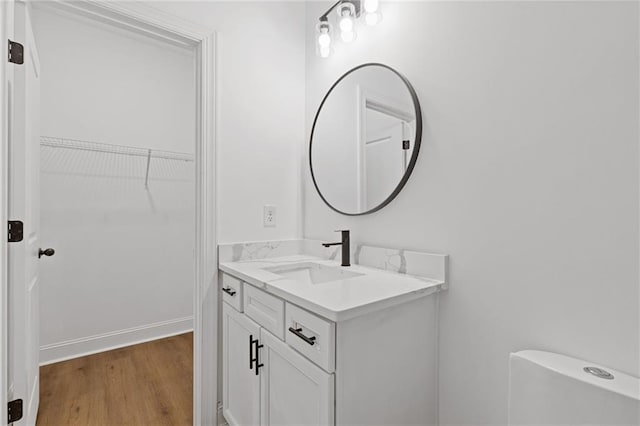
left=37, top=333, right=193, bottom=426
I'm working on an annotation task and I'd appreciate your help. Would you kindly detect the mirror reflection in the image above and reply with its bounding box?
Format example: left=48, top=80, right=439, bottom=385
left=310, top=63, right=422, bottom=215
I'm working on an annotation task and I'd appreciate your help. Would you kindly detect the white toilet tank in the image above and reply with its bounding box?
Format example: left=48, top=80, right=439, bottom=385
left=509, top=350, right=640, bottom=425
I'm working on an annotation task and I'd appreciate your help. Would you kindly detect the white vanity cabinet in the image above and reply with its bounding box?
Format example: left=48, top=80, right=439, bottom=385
left=259, top=329, right=334, bottom=426
left=223, top=302, right=334, bottom=426
left=221, top=270, right=439, bottom=426
left=222, top=304, right=260, bottom=426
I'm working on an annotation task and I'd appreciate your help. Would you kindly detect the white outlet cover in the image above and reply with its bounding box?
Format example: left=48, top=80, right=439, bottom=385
left=264, top=205, right=276, bottom=227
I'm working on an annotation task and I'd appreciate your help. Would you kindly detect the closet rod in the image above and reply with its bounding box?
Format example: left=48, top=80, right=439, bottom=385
left=40, top=136, right=194, bottom=162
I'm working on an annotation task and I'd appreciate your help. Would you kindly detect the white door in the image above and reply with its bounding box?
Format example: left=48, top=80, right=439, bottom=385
left=363, top=119, right=406, bottom=210
left=7, top=2, right=42, bottom=425
left=222, top=303, right=261, bottom=426
left=259, top=329, right=334, bottom=426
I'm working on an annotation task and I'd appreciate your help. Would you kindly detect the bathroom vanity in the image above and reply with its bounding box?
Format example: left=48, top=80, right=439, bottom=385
left=219, top=241, right=448, bottom=426
left=218, top=62, right=444, bottom=425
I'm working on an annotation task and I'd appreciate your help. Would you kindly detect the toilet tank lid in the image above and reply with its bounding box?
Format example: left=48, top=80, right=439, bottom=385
left=511, top=350, right=640, bottom=401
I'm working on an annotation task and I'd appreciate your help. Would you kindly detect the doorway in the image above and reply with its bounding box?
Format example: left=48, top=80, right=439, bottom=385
left=1, top=1, right=218, bottom=425
left=33, top=4, right=195, bottom=424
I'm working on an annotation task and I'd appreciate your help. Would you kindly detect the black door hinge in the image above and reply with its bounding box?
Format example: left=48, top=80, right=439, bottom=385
left=402, top=140, right=410, bottom=150
left=8, top=220, right=24, bottom=242
left=8, top=40, right=23, bottom=64
left=8, top=399, right=23, bottom=423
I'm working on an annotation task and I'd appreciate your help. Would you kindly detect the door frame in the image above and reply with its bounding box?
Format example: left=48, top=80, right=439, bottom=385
left=0, top=1, right=218, bottom=425
left=1, top=1, right=14, bottom=424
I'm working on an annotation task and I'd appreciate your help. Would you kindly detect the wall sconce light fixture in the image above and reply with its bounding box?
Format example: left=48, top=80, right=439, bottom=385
left=316, top=0, right=382, bottom=58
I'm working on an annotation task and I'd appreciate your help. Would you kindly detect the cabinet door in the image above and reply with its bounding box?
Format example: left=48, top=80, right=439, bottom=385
left=260, top=329, right=335, bottom=426
left=223, top=303, right=261, bottom=426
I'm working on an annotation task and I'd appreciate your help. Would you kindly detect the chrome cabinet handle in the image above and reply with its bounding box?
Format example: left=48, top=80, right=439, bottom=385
left=222, top=287, right=236, bottom=296
left=288, top=327, right=316, bottom=346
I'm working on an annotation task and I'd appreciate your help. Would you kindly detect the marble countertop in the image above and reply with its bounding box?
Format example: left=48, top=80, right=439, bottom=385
left=219, top=254, right=444, bottom=322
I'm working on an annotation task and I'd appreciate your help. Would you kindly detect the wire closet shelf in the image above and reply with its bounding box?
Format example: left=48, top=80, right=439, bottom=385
left=40, top=136, right=194, bottom=189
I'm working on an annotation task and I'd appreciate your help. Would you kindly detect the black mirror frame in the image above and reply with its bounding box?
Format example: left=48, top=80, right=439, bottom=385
left=309, top=63, right=423, bottom=216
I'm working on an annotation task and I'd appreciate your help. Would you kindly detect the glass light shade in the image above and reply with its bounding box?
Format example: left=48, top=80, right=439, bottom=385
left=316, top=21, right=332, bottom=56
left=319, top=46, right=331, bottom=58
left=337, top=2, right=356, bottom=33
left=364, top=0, right=379, bottom=13
left=341, top=30, right=356, bottom=43
left=318, top=32, right=331, bottom=47
left=365, top=12, right=380, bottom=26
left=339, top=15, right=354, bottom=33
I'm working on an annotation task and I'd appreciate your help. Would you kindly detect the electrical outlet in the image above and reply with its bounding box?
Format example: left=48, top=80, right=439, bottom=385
left=263, top=205, right=276, bottom=227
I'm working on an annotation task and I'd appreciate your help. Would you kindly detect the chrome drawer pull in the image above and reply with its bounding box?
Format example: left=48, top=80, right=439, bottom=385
left=222, top=287, right=236, bottom=296
left=289, top=327, right=316, bottom=346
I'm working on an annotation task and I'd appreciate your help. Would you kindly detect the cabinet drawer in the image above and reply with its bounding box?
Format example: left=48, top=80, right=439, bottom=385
left=285, top=303, right=335, bottom=372
left=221, top=273, right=243, bottom=312
left=243, top=285, right=285, bottom=339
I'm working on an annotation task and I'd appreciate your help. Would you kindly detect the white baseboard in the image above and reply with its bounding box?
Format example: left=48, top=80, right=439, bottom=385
left=40, top=316, right=193, bottom=366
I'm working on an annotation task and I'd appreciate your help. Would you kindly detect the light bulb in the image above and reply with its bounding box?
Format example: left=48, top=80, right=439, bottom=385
left=337, top=2, right=356, bottom=37
left=365, top=12, right=379, bottom=26
left=341, top=30, right=356, bottom=43
left=319, top=46, right=330, bottom=58
left=318, top=32, right=331, bottom=47
left=364, top=0, right=379, bottom=13
left=336, top=2, right=356, bottom=43
left=316, top=21, right=332, bottom=56
left=339, top=15, right=354, bottom=33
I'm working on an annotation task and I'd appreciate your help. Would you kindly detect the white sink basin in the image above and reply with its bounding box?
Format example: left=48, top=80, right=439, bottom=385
left=264, top=262, right=364, bottom=285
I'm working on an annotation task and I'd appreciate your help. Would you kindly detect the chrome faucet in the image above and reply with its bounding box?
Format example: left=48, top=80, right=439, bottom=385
left=322, top=230, right=350, bottom=267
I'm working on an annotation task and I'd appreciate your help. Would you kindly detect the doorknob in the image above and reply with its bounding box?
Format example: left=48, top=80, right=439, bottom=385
left=38, top=248, right=55, bottom=258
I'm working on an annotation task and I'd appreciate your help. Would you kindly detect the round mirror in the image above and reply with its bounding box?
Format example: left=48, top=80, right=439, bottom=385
left=309, top=63, right=422, bottom=216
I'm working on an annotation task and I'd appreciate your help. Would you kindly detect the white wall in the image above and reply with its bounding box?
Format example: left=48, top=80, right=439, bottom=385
left=34, top=8, right=195, bottom=154
left=147, top=1, right=307, bottom=243
left=143, top=1, right=306, bottom=411
left=33, top=7, right=196, bottom=362
left=304, top=1, right=639, bottom=425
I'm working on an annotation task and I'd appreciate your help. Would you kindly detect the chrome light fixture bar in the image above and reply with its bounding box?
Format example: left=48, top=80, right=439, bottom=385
left=316, top=0, right=382, bottom=58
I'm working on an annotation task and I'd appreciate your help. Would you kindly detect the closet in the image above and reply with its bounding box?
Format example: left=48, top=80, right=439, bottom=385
left=33, top=5, right=196, bottom=364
